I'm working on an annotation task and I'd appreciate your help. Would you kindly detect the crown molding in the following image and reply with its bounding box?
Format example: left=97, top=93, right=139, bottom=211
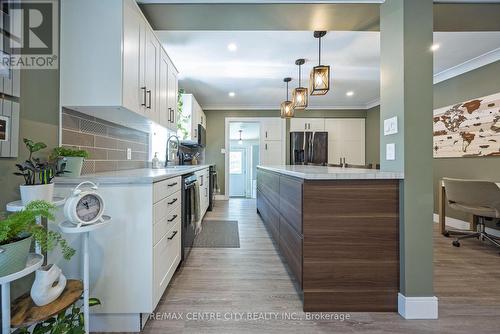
left=433, top=47, right=500, bottom=84
left=203, top=104, right=370, bottom=111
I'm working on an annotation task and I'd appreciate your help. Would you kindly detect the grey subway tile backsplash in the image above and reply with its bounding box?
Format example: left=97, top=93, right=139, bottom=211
left=61, top=109, right=150, bottom=175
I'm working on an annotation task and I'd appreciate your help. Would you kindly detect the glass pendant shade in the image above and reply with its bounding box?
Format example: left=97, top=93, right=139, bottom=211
left=292, top=58, right=308, bottom=109
left=280, top=101, right=295, bottom=118
left=292, top=87, right=308, bottom=110
left=310, top=65, right=330, bottom=96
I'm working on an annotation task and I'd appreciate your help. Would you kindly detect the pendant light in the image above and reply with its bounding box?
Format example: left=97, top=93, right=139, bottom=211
left=280, top=77, right=294, bottom=118
left=292, top=58, right=308, bottom=110
left=310, top=31, right=330, bottom=96
left=238, top=130, right=243, bottom=145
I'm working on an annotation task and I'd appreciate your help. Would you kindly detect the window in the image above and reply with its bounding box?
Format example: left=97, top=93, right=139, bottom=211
left=230, top=151, right=243, bottom=174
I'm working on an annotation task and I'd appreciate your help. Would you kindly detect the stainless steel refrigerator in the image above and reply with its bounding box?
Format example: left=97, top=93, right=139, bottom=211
left=290, top=131, right=328, bottom=165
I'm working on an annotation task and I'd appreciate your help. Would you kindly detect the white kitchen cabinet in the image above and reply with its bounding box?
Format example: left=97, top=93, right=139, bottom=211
left=290, top=118, right=325, bottom=132
left=181, top=94, right=206, bottom=141
left=52, top=175, right=183, bottom=332
left=167, top=66, right=179, bottom=131
left=61, top=0, right=178, bottom=131
left=325, top=118, right=365, bottom=165
left=261, top=140, right=283, bottom=166
left=261, top=118, right=282, bottom=141
left=195, top=167, right=210, bottom=218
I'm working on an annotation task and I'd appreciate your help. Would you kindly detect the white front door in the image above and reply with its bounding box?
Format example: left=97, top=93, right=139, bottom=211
left=229, top=148, right=246, bottom=197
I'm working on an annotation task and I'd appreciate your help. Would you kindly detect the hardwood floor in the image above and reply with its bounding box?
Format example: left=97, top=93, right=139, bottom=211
left=142, top=199, right=500, bottom=334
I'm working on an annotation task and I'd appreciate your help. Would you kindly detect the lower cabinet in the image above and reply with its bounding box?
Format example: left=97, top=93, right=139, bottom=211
left=279, top=215, right=303, bottom=288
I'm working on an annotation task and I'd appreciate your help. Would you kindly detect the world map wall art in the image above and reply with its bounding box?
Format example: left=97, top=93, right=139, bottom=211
left=433, top=92, right=500, bottom=158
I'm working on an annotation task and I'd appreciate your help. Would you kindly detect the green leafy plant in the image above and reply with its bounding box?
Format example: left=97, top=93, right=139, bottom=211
left=18, top=298, right=101, bottom=334
left=177, top=88, right=191, bottom=140
left=15, top=139, right=67, bottom=185
left=0, top=201, right=75, bottom=260
left=51, top=147, right=89, bottom=159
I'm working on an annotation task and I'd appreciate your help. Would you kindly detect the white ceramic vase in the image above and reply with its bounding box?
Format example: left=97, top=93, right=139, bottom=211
left=30, top=264, right=67, bottom=306
left=20, top=183, right=54, bottom=205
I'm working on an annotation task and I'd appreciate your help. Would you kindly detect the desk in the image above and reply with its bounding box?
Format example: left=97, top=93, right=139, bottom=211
left=439, top=180, right=500, bottom=236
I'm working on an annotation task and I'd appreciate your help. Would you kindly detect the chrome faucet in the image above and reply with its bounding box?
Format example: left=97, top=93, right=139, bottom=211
left=165, top=135, right=181, bottom=167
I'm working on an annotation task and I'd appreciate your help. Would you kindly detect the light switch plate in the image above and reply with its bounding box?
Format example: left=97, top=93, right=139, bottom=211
left=386, top=143, right=396, bottom=161
left=384, top=116, right=398, bottom=136
left=221, top=148, right=226, bottom=154
left=127, top=148, right=132, bottom=160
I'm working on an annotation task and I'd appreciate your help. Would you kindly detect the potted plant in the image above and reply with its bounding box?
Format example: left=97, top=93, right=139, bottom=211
left=15, top=138, right=66, bottom=205
left=0, top=200, right=75, bottom=277
left=52, top=147, right=89, bottom=177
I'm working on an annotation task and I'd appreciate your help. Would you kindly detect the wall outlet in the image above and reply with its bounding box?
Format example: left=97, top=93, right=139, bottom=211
left=221, top=148, right=226, bottom=154
left=127, top=148, right=132, bottom=160
left=386, top=143, right=396, bottom=161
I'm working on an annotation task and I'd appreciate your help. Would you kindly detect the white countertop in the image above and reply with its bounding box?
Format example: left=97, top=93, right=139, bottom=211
left=257, top=165, right=404, bottom=180
left=54, top=165, right=212, bottom=184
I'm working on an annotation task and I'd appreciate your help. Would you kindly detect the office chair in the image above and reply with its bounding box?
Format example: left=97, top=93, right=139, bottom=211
left=442, top=178, right=500, bottom=250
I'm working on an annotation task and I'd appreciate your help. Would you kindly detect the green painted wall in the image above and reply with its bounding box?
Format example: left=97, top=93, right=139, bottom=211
left=365, top=105, right=380, bottom=167
left=365, top=60, right=500, bottom=222
left=205, top=109, right=367, bottom=195
left=433, top=60, right=500, bottom=222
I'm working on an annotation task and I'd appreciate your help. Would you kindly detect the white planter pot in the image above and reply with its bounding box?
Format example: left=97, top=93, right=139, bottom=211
left=62, top=156, right=84, bottom=177
left=31, top=264, right=67, bottom=306
left=20, top=183, right=54, bottom=205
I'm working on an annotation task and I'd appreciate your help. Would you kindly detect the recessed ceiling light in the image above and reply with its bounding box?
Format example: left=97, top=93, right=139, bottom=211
left=228, top=92, right=235, bottom=97
left=227, top=43, right=237, bottom=52
left=430, top=43, right=440, bottom=52
left=346, top=91, right=354, bottom=97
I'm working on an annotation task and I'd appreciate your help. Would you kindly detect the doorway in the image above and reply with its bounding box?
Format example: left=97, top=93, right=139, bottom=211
left=228, top=122, right=260, bottom=198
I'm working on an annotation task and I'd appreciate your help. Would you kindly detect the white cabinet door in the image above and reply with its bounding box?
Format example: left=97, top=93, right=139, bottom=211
left=159, top=50, right=169, bottom=127
left=290, top=118, right=325, bottom=132
left=122, top=1, right=144, bottom=115
left=325, top=119, right=365, bottom=165
left=167, top=65, right=178, bottom=131
left=261, top=141, right=283, bottom=166
left=144, top=29, right=159, bottom=122
left=290, top=118, right=309, bottom=132
left=308, top=118, right=325, bottom=132
left=261, top=118, right=282, bottom=141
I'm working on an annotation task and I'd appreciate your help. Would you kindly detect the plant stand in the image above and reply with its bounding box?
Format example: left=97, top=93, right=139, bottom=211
left=0, top=253, right=43, bottom=334
left=58, top=215, right=112, bottom=334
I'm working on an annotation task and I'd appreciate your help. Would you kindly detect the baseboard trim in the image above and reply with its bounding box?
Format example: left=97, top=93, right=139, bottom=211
left=398, top=293, right=438, bottom=319
left=215, top=195, right=229, bottom=200
left=433, top=213, right=500, bottom=237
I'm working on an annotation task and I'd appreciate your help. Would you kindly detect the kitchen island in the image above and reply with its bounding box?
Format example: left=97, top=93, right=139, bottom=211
left=256, top=165, right=403, bottom=312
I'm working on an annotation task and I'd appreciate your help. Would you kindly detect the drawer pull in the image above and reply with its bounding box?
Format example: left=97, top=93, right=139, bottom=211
left=168, top=198, right=178, bottom=205
left=167, top=215, right=178, bottom=222
left=167, top=182, right=178, bottom=187
left=167, top=230, right=178, bottom=240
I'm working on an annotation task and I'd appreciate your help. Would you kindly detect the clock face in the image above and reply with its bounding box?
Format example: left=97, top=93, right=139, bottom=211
left=76, top=194, right=102, bottom=222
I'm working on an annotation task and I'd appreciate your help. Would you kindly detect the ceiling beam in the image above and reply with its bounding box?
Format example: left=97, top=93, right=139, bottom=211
left=140, top=3, right=500, bottom=31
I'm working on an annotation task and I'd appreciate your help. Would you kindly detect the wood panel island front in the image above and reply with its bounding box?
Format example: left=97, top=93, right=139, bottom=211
left=256, top=165, right=404, bottom=312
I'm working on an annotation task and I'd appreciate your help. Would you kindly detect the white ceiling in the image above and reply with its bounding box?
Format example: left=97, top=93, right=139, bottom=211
left=157, top=31, right=500, bottom=110
left=229, top=122, right=260, bottom=140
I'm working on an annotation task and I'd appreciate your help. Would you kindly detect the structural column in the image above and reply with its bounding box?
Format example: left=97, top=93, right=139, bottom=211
left=380, top=0, right=437, bottom=319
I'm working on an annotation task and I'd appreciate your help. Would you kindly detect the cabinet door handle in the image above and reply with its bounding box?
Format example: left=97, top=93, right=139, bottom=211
left=146, top=90, right=152, bottom=109
left=141, top=87, right=147, bottom=106
left=168, top=182, right=178, bottom=187
left=167, top=230, right=178, bottom=240
left=194, top=128, right=197, bottom=138
left=168, top=198, right=178, bottom=205
left=170, top=108, right=174, bottom=123
left=265, top=143, right=268, bottom=150
left=265, top=131, right=268, bottom=138
left=167, top=215, right=178, bottom=222
left=304, top=123, right=307, bottom=130
left=167, top=107, right=171, bottom=122
left=200, top=175, right=203, bottom=186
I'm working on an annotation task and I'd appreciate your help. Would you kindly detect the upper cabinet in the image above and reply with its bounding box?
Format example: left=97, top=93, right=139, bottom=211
left=290, top=118, right=325, bottom=132
left=325, top=118, right=365, bottom=165
left=61, top=0, right=178, bottom=132
left=180, top=94, right=206, bottom=141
